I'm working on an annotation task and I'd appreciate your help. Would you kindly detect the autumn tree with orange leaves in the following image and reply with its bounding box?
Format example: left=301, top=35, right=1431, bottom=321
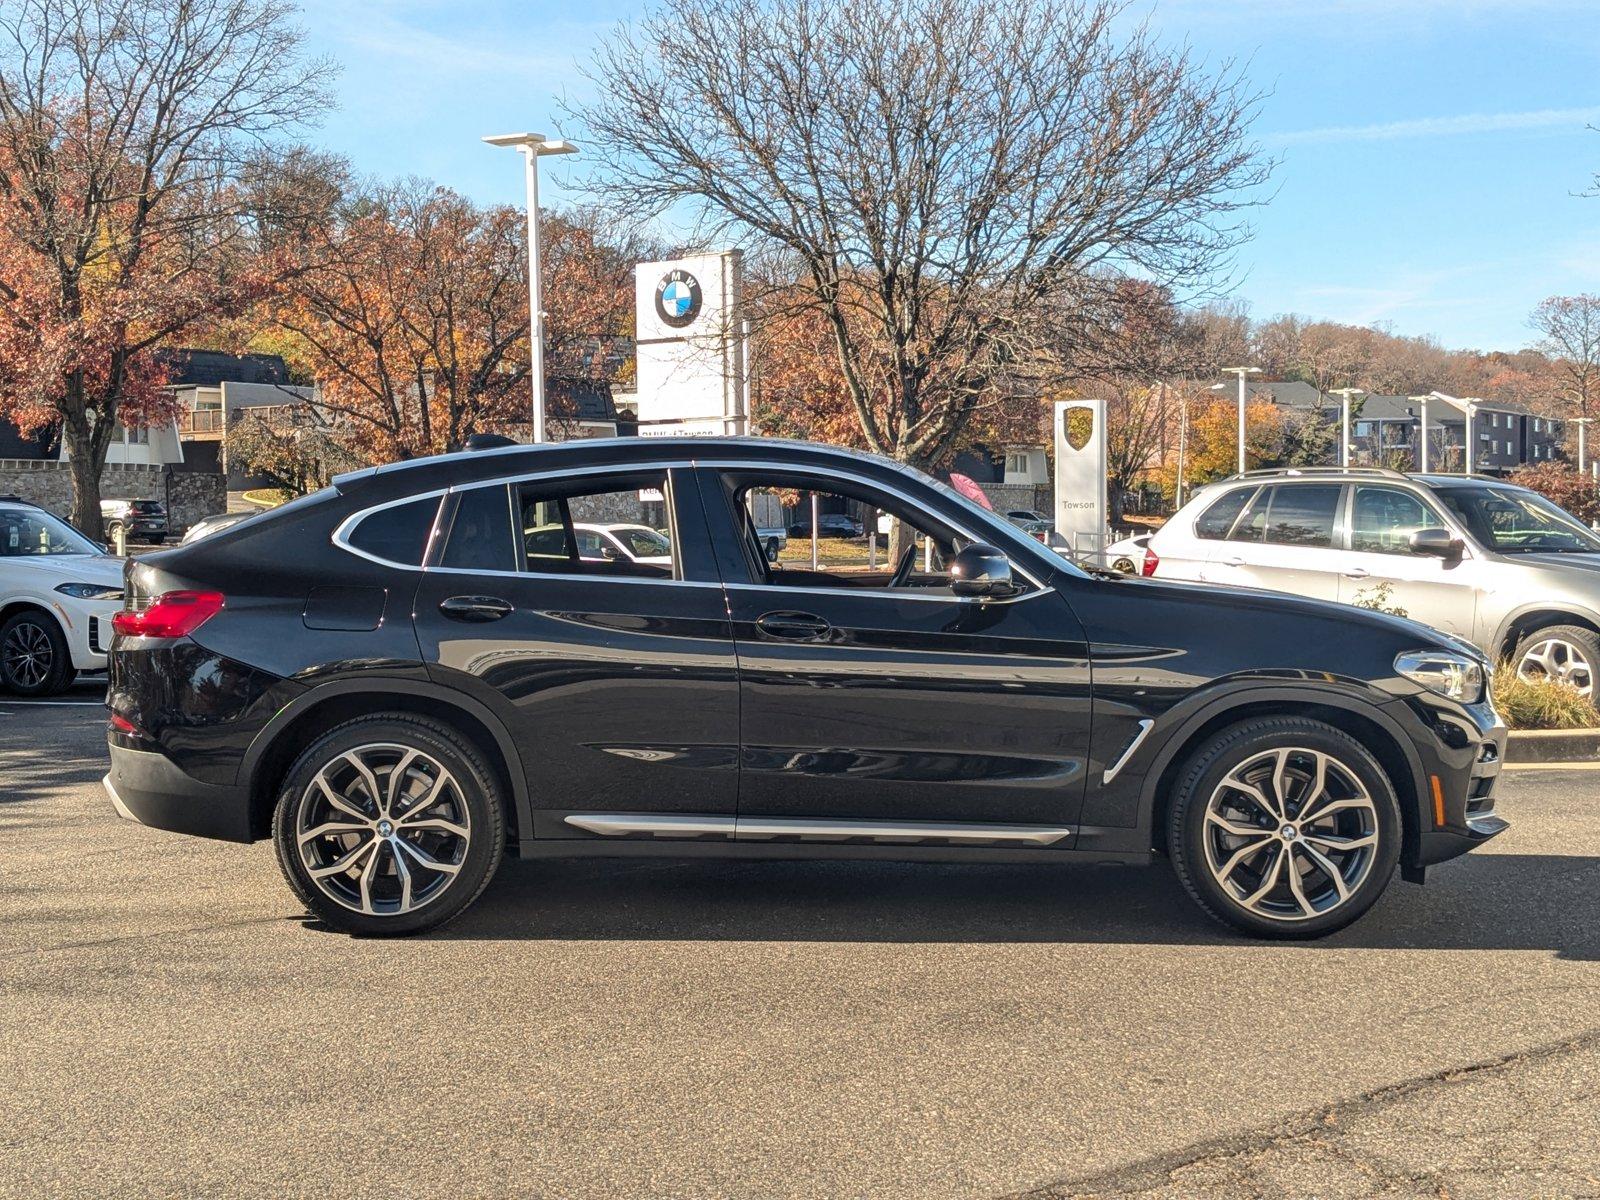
left=0, top=0, right=331, bottom=535
left=268, top=183, right=638, bottom=461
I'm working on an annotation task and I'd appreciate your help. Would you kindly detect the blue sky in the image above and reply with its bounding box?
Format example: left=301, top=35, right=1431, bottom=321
left=301, top=0, right=1600, bottom=353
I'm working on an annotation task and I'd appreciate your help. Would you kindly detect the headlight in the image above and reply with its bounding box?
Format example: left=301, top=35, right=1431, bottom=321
left=54, top=582, right=122, bottom=600
left=1394, top=649, right=1485, bottom=703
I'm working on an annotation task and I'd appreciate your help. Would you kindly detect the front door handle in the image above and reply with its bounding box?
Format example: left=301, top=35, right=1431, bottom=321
left=1219, top=556, right=1244, bottom=567
left=1342, top=568, right=1371, bottom=580
left=439, top=595, right=514, bottom=622
left=755, top=610, right=832, bottom=641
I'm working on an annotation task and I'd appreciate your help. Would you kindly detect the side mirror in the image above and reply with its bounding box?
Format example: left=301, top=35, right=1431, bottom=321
left=950, top=543, right=1016, bottom=598
left=1409, top=527, right=1463, bottom=560
left=599, top=544, right=622, bottom=561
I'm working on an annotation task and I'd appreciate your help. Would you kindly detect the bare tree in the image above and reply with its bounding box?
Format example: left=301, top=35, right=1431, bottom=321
left=0, top=0, right=332, bottom=534
left=574, top=0, right=1270, bottom=479
left=1530, top=294, right=1600, bottom=426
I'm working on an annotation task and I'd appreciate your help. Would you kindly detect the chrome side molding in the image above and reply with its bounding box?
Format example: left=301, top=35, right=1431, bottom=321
left=563, top=813, right=1073, bottom=846
left=563, top=814, right=737, bottom=838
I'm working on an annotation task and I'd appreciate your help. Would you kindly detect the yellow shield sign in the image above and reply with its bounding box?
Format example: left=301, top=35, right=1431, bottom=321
left=1065, top=406, right=1094, bottom=452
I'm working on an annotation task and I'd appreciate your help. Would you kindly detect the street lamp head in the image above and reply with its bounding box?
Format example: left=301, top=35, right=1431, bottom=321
left=482, top=132, right=548, bottom=148
left=482, top=132, right=579, bottom=157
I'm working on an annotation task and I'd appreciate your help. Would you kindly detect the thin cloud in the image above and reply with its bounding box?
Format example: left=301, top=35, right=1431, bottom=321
left=1274, top=106, right=1600, bottom=146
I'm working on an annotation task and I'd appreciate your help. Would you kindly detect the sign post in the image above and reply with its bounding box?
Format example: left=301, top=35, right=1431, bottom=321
left=1053, top=399, right=1108, bottom=564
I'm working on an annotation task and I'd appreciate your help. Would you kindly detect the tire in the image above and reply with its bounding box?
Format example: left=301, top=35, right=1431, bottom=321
left=1167, top=716, right=1402, bottom=939
left=147, top=535, right=165, bottom=545
left=1513, top=623, right=1599, bottom=699
left=272, top=713, right=506, bottom=936
left=106, top=521, right=124, bottom=544
left=0, top=610, right=76, bottom=696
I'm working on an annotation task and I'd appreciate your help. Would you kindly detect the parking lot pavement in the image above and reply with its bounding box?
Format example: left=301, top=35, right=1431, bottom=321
left=2, top=693, right=1598, bottom=1200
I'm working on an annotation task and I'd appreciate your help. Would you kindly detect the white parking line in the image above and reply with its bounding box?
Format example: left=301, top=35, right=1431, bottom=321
left=0, top=700, right=106, bottom=707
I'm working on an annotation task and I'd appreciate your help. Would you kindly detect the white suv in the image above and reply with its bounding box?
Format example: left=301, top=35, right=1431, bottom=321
left=1147, top=468, right=1600, bottom=696
left=0, top=498, right=125, bottom=694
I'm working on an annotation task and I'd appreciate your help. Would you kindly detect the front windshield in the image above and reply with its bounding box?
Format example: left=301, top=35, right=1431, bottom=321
left=1434, top=486, right=1600, bottom=554
left=0, top=507, right=100, bottom=557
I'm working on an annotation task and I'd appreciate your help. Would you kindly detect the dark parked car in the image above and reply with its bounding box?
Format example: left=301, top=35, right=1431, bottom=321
left=100, top=498, right=168, bottom=545
left=788, top=512, right=864, bottom=539
left=105, top=438, right=1506, bottom=938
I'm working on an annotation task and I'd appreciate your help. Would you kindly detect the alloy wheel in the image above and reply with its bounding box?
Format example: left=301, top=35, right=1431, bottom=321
left=2, top=620, right=53, bottom=690
left=1202, top=747, right=1380, bottom=923
left=1516, top=637, right=1594, bottom=698
left=295, top=742, right=472, bottom=917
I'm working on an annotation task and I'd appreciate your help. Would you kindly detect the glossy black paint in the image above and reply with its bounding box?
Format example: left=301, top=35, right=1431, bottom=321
left=104, top=436, right=1505, bottom=876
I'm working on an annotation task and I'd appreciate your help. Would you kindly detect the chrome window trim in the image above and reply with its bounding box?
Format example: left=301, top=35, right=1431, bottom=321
left=330, top=454, right=1049, bottom=597
left=330, top=488, right=449, bottom=571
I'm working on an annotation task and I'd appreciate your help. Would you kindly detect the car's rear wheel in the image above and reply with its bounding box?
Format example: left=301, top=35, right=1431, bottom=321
left=272, top=714, right=505, bottom=936
left=0, top=610, right=76, bottom=696
left=1167, top=717, right=1401, bottom=939
left=1514, top=624, right=1598, bottom=699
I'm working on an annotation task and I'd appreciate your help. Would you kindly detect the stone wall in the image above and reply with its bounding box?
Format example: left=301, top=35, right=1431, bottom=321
left=0, top=460, right=227, bottom=536
left=975, top=481, right=1052, bottom=516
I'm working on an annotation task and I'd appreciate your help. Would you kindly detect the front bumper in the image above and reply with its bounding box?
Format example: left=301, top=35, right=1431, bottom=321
left=1403, top=697, right=1509, bottom=870
left=104, top=738, right=253, bottom=842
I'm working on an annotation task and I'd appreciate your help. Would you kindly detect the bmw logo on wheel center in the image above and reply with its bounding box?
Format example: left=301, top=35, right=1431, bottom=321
left=654, top=268, right=702, bottom=328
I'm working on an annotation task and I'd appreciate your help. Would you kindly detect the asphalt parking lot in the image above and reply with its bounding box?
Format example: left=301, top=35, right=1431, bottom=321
left=2, top=684, right=1598, bottom=1199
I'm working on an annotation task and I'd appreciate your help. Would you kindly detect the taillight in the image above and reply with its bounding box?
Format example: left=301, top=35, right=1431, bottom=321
left=112, top=590, right=225, bottom=639
left=1141, top=549, right=1159, bottom=577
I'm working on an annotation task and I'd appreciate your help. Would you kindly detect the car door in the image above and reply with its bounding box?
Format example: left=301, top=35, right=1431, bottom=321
left=411, top=465, right=741, bottom=835
left=1204, top=483, right=1346, bottom=601
left=1336, top=484, right=1476, bottom=637
left=697, top=464, right=1093, bottom=838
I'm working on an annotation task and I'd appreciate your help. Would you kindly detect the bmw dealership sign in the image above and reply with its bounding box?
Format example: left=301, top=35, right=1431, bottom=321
left=654, top=269, right=703, bottom=328
left=634, top=251, right=746, bottom=436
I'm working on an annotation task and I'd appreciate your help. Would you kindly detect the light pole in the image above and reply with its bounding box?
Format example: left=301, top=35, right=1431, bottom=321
left=1465, top=399, right=1482, bottom=476
left=1218, top=366, right=1261, bottom=474
left=1409, top=394, right=1431, bottom=473
left=1330, top=388, right=1364, bottom=467
left=1175, top=385, right=1190, bottom=508
left=1572, top=416, right=1593, bottom=475
left=483, top=132, right=579, bottom=443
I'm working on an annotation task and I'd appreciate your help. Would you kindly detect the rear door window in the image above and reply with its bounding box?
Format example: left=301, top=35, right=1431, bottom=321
left=1194, top=487, right=1255, bottom=539
left=1262, top=485, right=1342, bottom=548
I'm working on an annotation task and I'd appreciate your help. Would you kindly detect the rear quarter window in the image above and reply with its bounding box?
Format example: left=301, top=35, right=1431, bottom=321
left=344, top=496, right=441, bottom=566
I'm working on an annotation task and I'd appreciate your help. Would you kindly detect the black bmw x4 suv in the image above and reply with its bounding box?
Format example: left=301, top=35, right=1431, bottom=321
left=105, top=438, right=1507, bottom=937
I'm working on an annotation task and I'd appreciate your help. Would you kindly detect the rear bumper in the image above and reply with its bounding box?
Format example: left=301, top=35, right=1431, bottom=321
left=104, top=738, right=254, bottom=843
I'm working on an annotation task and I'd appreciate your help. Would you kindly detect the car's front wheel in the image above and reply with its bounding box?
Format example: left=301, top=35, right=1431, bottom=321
left=0, top=610, right=76, bottom=696
left=272, top=714, right=505, bottom=936
left=1514, top=623, right=1598, bottom=699
left=1167, top=717, right=1401, bottom=939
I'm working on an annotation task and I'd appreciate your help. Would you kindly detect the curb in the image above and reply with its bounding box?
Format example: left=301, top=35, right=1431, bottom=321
left=1504, top=728, right=1600, bottom=765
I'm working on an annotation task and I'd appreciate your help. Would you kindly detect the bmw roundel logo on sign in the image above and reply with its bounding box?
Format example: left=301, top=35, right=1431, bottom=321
left=654, top=269, right=702, bottom=328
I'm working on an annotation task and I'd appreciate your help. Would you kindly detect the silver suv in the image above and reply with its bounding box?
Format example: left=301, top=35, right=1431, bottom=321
left=1148, top=467, right=1600, bottom=696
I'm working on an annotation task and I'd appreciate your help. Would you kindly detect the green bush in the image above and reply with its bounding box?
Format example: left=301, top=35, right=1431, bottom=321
left=1493, top=664, right=1600, bottom=730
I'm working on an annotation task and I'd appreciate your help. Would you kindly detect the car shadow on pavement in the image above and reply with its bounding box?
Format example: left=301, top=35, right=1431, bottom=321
left=421, top=851, right=1600, bottom=960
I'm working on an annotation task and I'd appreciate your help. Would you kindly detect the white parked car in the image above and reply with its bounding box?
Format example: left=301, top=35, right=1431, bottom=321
left=524, top=522, right=673, bottom=568
left=1147, top=467, right=1600, bottom=695
left=1103, top=532, right=1153, bottom=575
left=0, top=498, right=124, bottom=695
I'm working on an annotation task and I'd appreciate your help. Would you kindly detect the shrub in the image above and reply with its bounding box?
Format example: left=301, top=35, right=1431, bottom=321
left=1493, top=663, right=1600, bottom=730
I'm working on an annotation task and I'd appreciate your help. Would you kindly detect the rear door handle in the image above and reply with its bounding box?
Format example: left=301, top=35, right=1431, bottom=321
left=1219, top=556, right=1244, bottom=567
left=1342, top=568, right=1371, bottom=580
left=439, top=595, right=514, bottom=622
left=755, top=610, right=832, bottom=641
